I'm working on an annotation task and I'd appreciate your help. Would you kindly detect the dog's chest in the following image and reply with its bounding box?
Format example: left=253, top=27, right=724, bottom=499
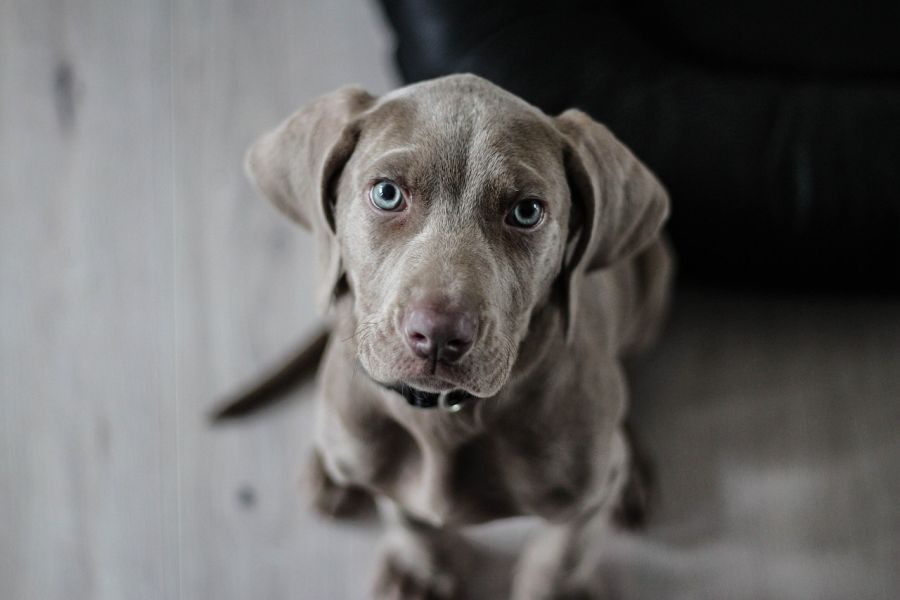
left=323, top=398, right=597, bottom=525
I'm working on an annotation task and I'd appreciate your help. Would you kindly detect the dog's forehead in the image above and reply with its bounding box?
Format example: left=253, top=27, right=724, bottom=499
left=359, top=76, right=566, bottom=201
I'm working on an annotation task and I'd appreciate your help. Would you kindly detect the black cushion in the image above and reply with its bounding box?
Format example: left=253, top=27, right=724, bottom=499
left=377, top=0, right=900, bottom=291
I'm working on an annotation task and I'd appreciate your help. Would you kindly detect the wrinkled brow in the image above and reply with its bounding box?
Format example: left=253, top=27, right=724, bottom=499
left=506, top=160, right=553, bottom=198
left=361, top=145, right=559, bottom=207
left=365, top=147, right=417, bottom=180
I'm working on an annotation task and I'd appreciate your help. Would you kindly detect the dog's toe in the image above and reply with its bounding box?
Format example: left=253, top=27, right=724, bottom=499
left=373, top=553, right=462, bottom=600
left=548, top=583, right=621, bottom=600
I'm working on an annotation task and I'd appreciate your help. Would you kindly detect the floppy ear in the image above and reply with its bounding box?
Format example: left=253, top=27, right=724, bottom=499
left=555, top=109, right=670, bottom=341
left=245, top=86, right=375, bottom=311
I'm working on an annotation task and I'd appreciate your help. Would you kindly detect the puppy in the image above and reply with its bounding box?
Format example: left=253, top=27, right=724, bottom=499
left=242, top=74, right=672, bottom=599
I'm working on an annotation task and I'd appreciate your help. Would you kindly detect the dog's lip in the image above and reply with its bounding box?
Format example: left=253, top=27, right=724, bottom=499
left=393, top=369, right=489, bottom=399
left=398, top=374, right=456, bottom=393
left=357, top=356, right=480, bottom=395
left=405, top=359, right=484, bottom=391
left=381, top=373, right=480, bottom=398
left=356, top=361, right=481, bottom=408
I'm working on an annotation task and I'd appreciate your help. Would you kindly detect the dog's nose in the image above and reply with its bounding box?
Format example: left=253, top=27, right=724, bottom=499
left=403, top=306, right=476, bottom=364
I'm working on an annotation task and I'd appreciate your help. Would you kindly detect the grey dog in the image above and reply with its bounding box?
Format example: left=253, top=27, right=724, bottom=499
left=216, top=74, right=672, bottom=599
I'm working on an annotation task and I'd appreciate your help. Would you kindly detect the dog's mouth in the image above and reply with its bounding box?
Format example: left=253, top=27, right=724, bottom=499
left=358, top=362, right=477, bottom=410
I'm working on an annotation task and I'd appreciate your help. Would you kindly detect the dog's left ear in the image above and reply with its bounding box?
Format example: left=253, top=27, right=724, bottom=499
left=555, top=109, right=670, bottom=341
left=245, top=86, right=376, bottom=311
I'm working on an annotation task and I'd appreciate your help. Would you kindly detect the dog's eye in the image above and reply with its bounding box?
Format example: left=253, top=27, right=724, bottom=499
left=370, top=180, right=405, bottom=211
left=506, top=199, right=544, bottom=228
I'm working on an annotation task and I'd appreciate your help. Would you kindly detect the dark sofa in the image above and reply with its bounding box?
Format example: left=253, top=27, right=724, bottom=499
left=377, top=0, right=900, bottom=291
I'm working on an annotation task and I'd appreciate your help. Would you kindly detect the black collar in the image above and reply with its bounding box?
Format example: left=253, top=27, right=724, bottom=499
left=385, top=383, right=475, bottom=410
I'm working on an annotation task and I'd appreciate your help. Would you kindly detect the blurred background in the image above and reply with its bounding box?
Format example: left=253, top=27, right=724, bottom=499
left=1, top=1, right=898, bottom=599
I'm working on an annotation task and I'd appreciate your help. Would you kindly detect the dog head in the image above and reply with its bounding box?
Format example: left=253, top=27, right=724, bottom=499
left=246, top=74, right=668, bottom=399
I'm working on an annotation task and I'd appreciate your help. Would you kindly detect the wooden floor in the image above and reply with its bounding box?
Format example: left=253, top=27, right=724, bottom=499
left=1, top=1, right=897, bottom=599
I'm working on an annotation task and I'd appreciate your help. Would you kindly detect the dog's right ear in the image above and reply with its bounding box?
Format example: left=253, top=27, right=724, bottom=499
left=245, top=86, right=375, bottom=310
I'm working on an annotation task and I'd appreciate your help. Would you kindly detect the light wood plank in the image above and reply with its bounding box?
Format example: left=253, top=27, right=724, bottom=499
left=170, top=1, right=395, bottom=598
left=1, top=1, right=177, bottom=599
left=625, top=291, right=900, bottom=599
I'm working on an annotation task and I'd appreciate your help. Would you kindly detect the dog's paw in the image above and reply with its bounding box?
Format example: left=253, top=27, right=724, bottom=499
left=612, top=425, right=654, bottom=530
left=305, top=451, right=374, bottom=519
left=542, top=581, right=620, bottom=600
left=515, top=580, right=619, bottom=600
left=372, top=530, right=470, bottom=600
left=512, top=524, right=622, bottom=600
left=373, top=551, right=463, bottom=600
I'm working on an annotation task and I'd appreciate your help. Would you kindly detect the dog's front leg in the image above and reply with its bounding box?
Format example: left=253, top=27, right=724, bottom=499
left=511, top=516, right=624, bottom=600
left=372, top=499, right=472, bottom=600
left=512, top=429, right=636, bottom=600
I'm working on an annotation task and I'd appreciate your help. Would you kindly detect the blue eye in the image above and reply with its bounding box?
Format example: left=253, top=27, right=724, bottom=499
left=507, top=199, right=544, bottom=228
left=369, top=180, right=405, bottom=211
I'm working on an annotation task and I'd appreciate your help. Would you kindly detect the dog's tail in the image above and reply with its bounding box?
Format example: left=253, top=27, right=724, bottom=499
left=209, top=325, right=329, bottom=422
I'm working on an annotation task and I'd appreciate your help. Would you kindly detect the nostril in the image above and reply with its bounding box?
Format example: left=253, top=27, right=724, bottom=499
left=445, top=339, right=468, bottom=351
left=439, top=335, right=473, bottom=363
left=409, top=331, right=428, bottom=344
